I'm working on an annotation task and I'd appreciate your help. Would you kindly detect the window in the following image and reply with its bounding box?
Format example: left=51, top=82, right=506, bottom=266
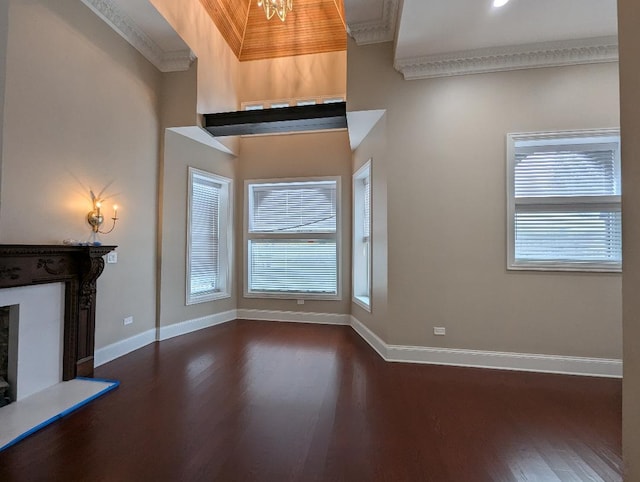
left=187, top=167, right=232, bottom=304
left=507, top=129, right=621, bottom=271
left=245, top=178, right=340, bottom=299
left=353, top=161, right=372, bottom=310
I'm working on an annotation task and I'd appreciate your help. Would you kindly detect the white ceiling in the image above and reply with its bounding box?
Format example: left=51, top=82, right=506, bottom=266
left=395, top=0, right=618, bottom=59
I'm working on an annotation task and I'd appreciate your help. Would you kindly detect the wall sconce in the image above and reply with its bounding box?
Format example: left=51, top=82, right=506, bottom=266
left=87, top=199, right=119, bottom=235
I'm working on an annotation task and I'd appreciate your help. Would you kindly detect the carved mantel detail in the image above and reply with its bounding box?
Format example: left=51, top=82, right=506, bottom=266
left=37, top=258, right=67, bottom=276
left=0, top=266, right=21, bottom=280
left=80, top=255, right=106, bottom=309
left=0, top=245, right=116, bottom=380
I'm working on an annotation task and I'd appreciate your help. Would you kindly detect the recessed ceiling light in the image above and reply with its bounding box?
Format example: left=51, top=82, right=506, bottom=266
left=493, top=0, right=510, bottom=7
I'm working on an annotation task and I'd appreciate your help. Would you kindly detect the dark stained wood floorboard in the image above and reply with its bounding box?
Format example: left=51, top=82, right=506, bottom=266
left=0, top=320, right=622, bottom=481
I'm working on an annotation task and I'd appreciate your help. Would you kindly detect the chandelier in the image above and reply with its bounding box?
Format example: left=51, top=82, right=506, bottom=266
left=257, top=0, right=292, bottom=22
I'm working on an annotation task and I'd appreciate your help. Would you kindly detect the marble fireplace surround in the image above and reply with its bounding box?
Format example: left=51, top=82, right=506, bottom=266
left=0, top=245, right=115, bottom=381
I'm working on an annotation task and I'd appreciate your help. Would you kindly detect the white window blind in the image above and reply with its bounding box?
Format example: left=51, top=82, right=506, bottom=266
left=363, top=177, right=371, bottom=240
left=508, top=131, right=621, bottom=271
left=190, top=176, right=220, bottom=295
left=249, top=240, right=337, bottom=293
left=246, top=179, right=339, bottom=297
left=250, top=182, right=336, bottom=233
left=187, top=168, right=232, bottom=304
left=353, top=161, right=371, bottom=310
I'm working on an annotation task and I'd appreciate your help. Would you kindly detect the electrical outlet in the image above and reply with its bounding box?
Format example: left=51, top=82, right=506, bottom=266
left=297, top=299, right=305, bottom=305
left=433, top=327, right=446, bottom=336
left=123, top=316, right=133, bottom=326
left=106, top=251, right=118, bottom=264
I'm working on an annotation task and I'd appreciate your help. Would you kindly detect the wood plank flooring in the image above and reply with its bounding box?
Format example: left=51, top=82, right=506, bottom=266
left=0, top=320, right=622, bottom=481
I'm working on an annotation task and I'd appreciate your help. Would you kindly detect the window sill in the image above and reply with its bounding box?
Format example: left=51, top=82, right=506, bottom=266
left=244, top=291, right=341, bottom=301
left=353, top=295, right=371, bottom=312
left=508, top=262, right=622, bottom=274
left=186, top=291, right=231, bottom=305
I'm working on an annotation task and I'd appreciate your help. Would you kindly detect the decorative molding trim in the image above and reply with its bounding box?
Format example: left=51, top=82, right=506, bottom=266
left=80, top=0, right=195, bottom=73
left=237, top=309, right=350, bottom=325
left=350, top=317, right=622, bottom=378
left=348, top=0, right=399, bottom=45
left=394, top=36, right=619, bottom=80
left=159, top=50, right=197, bottom=74
left=94, top=329, right=156, bottom=367
left=157, top=310, right=237, bottom=341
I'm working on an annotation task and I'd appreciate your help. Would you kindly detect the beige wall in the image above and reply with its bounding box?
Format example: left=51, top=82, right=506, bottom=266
left=159, top=130, right=236, bottom=327
left=348, top=40, right=622, bottom=358
left=0, top=0, right=7, bottom=206
left=351, top=116, right=389, bottom=340
left=619, top=0, right=640, bottom=476
left=0, top=0, right=161, bottom=348
left=150, top=0, right=238, bottom=117
left=239, top=51, right=347, bottom=105
left=161, top=63, right=198, bottom=129
left=237, top=131, right=352, bottom=314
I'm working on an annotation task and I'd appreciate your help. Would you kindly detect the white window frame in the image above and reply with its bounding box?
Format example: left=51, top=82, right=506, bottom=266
left=506, top=128, right=621, bottom=272
left=353, top=160, right=372, bottom=311
left=244, top=176, right=342, bottom=300
left=186, top=167, right=233, bottom=304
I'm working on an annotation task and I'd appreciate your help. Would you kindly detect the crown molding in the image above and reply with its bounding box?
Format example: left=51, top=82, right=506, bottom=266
left=159, top=49, right=197, bottom=73
left=80, top=0, right=195, bottom=73
left=348, top=0, right=399, bottom=45
left=394, top=36, right=619, bottom=80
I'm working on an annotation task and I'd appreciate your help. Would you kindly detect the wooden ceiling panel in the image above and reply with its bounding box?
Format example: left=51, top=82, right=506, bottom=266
left=201, top=0, right=347, bottom=62
left=200, top=0, right=251, bottom=57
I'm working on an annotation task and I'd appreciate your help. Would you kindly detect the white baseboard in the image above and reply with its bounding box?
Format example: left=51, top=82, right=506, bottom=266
left=350, top=316, right=622, bottom=378
left=237, top=309, right=350, bottom=325
left=94, top=311, right=623, bottom=378
left=94, top=329, right=156, bottom=367
left=350, top=316, right=388, bottom=359
left=157, top=310, right=237, bottom=341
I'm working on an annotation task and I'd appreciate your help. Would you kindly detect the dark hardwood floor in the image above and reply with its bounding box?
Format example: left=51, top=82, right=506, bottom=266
left=0, top=320, right=622, bottom=481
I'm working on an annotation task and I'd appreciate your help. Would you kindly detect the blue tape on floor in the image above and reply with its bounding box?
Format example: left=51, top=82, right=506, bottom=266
left=0, top=378, right=120, bottom=452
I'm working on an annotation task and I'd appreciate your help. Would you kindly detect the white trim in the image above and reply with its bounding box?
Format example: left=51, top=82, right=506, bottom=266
left=186, top=168, right=233, bottom=305
left=94, top=329, right=156, bottom=367
left=349, top=316, right=387, bottom=359
left=506, top=128, right=622, bottom=273
left=237, top=309, right=350, bottom=325
left=348, top=0, right=399, bottom=45
left=80, top=0, right=195, bottom=72
left=350, top=316, right=622, bottom=378
left=244, top=177, right=342, bottom=300
left=95, top=313, right=622, bottom=378
left=385, top=345, right=622, bottom=378
left=352, top=161, right=372, bottom=311
left=352, top=296, right=371, bottom=312
left=394, top=36, right=618, bottom=80
left=157, top=310, right=237, bottom=341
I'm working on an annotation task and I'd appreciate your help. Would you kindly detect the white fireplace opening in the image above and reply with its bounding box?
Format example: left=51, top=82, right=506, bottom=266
left=0, top=283, right=65, bottom=402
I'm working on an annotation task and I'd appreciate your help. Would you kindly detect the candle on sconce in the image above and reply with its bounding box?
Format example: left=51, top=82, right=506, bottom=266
left=87, top=193, right=119, bottom=237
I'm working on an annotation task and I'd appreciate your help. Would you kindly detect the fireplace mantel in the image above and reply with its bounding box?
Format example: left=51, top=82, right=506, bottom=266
left=0, top=244, right=116, bottom=380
